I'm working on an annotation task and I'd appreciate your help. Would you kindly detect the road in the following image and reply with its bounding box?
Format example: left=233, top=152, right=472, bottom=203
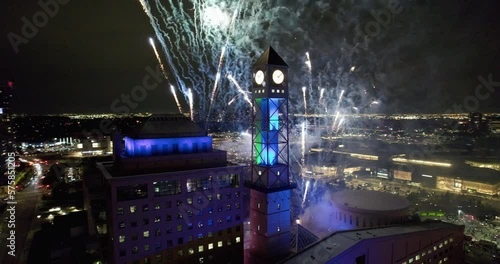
left=0, top=173, right=41, bottom=264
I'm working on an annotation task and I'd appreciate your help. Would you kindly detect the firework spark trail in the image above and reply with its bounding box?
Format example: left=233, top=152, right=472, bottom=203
left=188, top=88, right=194, bottom=121
left=302, top=86, right=307, bottom=115
left=149, top=38, right=169, bottom=80
left=228, top=95, right=239, bottom=106
left=302, top=180, right=310, bottom=207
left=332, top=89, right=345, bottom=131
left=170, top=85, right=183, bottom=113
left=227, top=74, right=252, bottom=107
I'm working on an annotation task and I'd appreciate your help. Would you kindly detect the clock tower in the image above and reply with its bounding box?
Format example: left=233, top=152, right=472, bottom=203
left=246, top=47, right=294, bottom=263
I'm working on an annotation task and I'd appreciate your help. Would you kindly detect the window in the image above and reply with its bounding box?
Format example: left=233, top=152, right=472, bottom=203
left=208, top=219, right=213, bottom=226
left=177, top=213, right=182, bottom=219
left=153, top=180, right=181, bottom=196
left=208, top=243, right=214, bottom=250
left=217, top=194, right=222, bottom=200
left=257, top=225, right=260, bottom=231
left=197, top=197, right=205, bottom=204
left=119, top=222, right=125, bottom=229
left=167, top=240, right=173, bottom=247
left=355, top=255, right=366, bottom=264
left=236, top=214, right=241, bottom=220
left=198, top=233, right=204, bottom=240
left=166, top=201, right=172, bottom=208
left=277, top=226, right=281, bottom=232
left=117, top=208, right=124, bottom=215
left=236, top=237, right=241, bottom=243
left=130, top=206, right=137, bottom=213
left=143, top=218, right=149, bottom=225
left=154, top=203, right=160, bottom=210
left=236, top=226, right=240, bottom=232
left=257, top=203, right=260, bottom=209
left=188, top=236, right=193, bottom=242
left=155, top=255, right=162, bottom=262
left=167, top=226, right=172, bottom=234
left=208, top=232, right=213, bottom=237
left=177, top=225, right=183, bottom=232
left=215, top=174, right=239, bottom=188
left=226, top=216, right=232, bottom=222
left=218, top=241, right=223, bottom=248
left=155, top=243, right=161, bottom=251
left=132, top=247, right=138, bottom=254
left=236, top=203, right=240, bottom=209
left=188, top=223, right=193, bottom=230
left=143, top=204, right=149, bottom=211
left=178, top=238, right=183, bottom=244
left=226, top=204, right=231, bottom=211
left=218, top=206, right=223, bottom=212
left=186, top=177, right=212, bottom=192
left=132, top=234, right=138, bottom=241
left=227, top=239, right=231, bottom=245
left=156, top=229, right=161, bottom=236
left=178, top=250, right=183, bottom=256
left=188, top=210, right=193, bottom=217
left=187, top=198, right=193, bottom=205
left=227, top=227, right=232, bottom=234
left=226, top=192, right=231, bottom=199
left=197, top=209, right=203, bottom=216
left=235, top=191, right=240, bottom=198
left=144, top=244, right=150, bottom=251
left=188, top=248, right=194, bottom=255
left=155, top=217, right=160, bottom=223
left=207, top=195, right=212, bottom=201
left=198, top=245, right=204, bottom=252
left=167, top=215, right=172, bottom=221
left=208, top=207, right=213, bottom=214
left=198, top=221, right=203, bottom=228
left=119, top=235, right=125, bottom=243
left=117, top=184, right=148, bottom=201
left=119, top=249, right=126, bottom=256
left=144, top=231, right=149, bottom=238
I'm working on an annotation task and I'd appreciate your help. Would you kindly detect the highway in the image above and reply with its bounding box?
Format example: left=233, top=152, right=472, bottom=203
left=0, top=168, right=42, bottom=264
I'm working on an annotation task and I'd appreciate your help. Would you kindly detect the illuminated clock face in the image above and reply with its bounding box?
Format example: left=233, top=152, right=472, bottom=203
left=254, top=70, right=264, bottom=85
left=272, top=69, right=284, bottom=84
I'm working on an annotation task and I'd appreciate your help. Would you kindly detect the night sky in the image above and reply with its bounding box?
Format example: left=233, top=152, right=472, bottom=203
left=1, top=0, right=499, bottom=115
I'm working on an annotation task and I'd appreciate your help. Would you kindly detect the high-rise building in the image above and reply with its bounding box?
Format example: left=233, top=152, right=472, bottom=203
left=246, top=47, right=295, bottom=263
left=93, top=114, right=246, bottom=264
left=0, top=80, right=14, bottom=174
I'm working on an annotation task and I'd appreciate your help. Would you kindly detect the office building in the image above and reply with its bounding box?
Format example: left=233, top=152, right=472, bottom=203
left=94, top=114, right=246, bottom=264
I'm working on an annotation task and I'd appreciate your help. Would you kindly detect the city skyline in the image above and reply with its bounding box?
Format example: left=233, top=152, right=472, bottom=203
left=0, top=0, right=498, bottom=116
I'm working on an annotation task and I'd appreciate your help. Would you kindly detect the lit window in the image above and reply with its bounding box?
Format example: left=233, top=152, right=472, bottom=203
left=439, top=243, right=443, bottom=248
left=143, top=204, right=149, bottom=212
left=187, top=198, right=193, bottom=205
left=257, top=203, right=260, bottom=209
left=208, top=243, right=213, bottom=250
left=188, top=223, right=193, bottom=230
left=188, top=248, right=194, bottom=255
left=218, top=241, right=223, bottom=248
left=434, top=246, right=437, bottom=251
left=154, top=203, right=160, bottom=210
left=198, top=245, right=204, bottom=252
left=257, top=225, right=260, bottom=231
left=450, top=238, right=453, bottom=242
left=198, top=221, right=203, bottom=228
left=236, top=237, right=241, bottom=243
left=119, top=235, right=125, bottom=243
left=422, top=251, right=426, bottom=257
left=217, top=194, right=222, bottom=200
left=208, top=207, right=213, bottom=214
left=156, top=229, right=161, bottom=236
left=409, top=257, right=414, bottom=263
left=144, top=231, right=149, bottom=238
left=198, top=233, right=203, bottom=240
left=177, top=225, right=183, bottom=232
left=444, top=240, right=448, bottom=245
left=177, top=213, right=182, bottom=219
left=119, top=222, right=125, bottom=229
left=416, top=255, right=420, bottom=260
left=226, top=204, right=231, bottom=210
left=117, top=208, right=124, bottom=215
left=155, top=217, right=160, bottom=223
left=277, top=204, right=281, bottom=210
left=277, top=226, right=281, bottom=232
left=130, top=206, right=136, bottom=213
left=92, top=142, right=100, bottom=148
left=77, top=143, right=83, bottom=149
left=444, top=257, right=448, bottom=261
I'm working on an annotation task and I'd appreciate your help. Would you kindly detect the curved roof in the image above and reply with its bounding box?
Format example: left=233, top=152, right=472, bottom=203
left=332, top=190, right=411, bottom=212
left=131, top=114, right=205, bottom=139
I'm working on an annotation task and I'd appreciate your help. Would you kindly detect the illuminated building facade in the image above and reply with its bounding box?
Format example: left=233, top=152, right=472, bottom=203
left=246, top=47, right=294, bottom=263
left=96, top=114, right=245, bottom=264
left=0, top=80, right=14, bottom=169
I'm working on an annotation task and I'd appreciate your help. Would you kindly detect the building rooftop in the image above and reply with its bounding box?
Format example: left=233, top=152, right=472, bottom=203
left=280, top=221, right=462, bottom=264
left=332, top=190, right=411, bottom=212
left=129, top=114, right=206, bottom=139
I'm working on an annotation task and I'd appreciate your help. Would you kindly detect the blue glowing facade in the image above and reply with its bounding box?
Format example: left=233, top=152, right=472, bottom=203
left=124, top=136, right=212, bottom=157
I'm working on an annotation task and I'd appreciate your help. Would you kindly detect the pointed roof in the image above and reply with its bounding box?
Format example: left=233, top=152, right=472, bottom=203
left=255, top=46, right=288, bottom=67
